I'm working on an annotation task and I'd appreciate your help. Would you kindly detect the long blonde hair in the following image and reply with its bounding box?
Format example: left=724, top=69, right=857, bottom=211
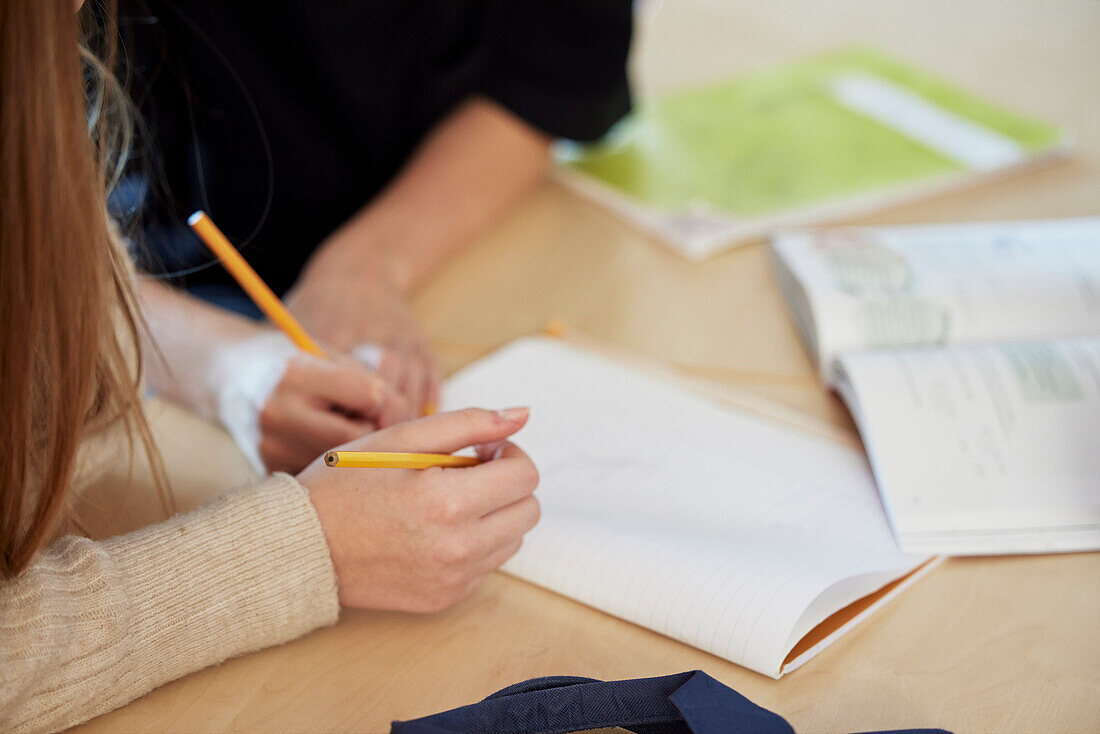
left=0, top=1, right=166, bottom=578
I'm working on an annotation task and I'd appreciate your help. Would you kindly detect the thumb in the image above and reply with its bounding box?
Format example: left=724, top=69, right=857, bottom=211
left=348, top=406, right=529, bottom=455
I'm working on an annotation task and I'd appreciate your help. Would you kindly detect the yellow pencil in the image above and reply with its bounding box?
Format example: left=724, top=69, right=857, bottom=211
left=188, top=210, right=327, bottom=358
left=324, top=451, right=480, bottom=469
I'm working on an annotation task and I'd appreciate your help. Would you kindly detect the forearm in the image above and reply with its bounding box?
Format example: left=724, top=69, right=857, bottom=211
left=0, top=475, right=338, bottom=734
left=137, top=277, right=416, bottom=475
left=137, top=277, right=266, bottom=417
left=310, top=96, right=552, bottom=292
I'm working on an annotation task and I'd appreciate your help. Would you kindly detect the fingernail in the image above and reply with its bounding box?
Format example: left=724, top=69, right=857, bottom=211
left=477, top=440, right=506, bottom=461
left=497, top=407, right=530, bottom=423
left=492, top=444, right=507, bottom=460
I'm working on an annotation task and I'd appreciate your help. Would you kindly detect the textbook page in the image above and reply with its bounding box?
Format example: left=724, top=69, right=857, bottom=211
left=771, top=217, right=1100, bottom=381
left=442, top=337, right=929, bottom=678
left=835, top=337, right=1100, bottom=555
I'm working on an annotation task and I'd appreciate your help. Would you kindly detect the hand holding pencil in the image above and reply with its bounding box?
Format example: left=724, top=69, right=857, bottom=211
left=190, top=212, right=436, bottom=411
left=297, top=407, right=539, bottom=611
left=189, top=211, right=418, bottom=472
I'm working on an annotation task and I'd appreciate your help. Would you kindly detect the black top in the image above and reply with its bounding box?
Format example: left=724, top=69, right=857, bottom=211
left=119, top=1, right=633, bottom=295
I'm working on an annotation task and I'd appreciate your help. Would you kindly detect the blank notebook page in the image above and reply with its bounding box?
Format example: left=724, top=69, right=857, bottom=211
left=442, top=337, right=927, bottom=678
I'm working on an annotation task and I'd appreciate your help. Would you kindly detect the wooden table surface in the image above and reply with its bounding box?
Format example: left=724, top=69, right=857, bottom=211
left=73, top=1, right=1100, bottom=731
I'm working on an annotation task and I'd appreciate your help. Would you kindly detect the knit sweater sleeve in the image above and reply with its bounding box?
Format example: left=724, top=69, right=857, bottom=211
left=0, top=473, right=340, bottom=734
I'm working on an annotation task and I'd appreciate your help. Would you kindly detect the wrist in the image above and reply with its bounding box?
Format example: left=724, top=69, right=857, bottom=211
left=207, top=331, right=299, bottom=473
left=308, top=225, right=412, bottom=293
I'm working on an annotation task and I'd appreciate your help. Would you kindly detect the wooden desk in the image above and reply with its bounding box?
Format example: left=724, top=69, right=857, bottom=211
left=73, top=0, right=1099, bottom=731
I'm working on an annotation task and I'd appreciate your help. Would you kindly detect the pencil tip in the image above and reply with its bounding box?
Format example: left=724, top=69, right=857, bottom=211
left=187, top=211, right=205, bottom=226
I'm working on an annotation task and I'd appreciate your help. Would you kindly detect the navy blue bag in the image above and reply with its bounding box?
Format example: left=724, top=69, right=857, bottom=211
left=390, top=670, right=950, bottom=734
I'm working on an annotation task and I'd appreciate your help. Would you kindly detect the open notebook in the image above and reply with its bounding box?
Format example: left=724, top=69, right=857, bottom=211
left=771, top=217, right=1100, bottom=555
left=441, top=337, right=933, bottom=678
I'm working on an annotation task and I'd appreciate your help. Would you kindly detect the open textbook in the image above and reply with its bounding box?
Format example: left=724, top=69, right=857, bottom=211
left=442, top=337, right=934, bottom=679
left=556, top=47, right=1069, bottom=260
left=771, top=217, right=1100, bottom=555
left=835, top=339, right=1100, bottom=555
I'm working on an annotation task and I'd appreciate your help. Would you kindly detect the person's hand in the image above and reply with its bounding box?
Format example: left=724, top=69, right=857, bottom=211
left=257, top=354, right=415, bottom=473
left=285, top=253, right=441, bottom=414
left=297, top=407, right=539, bottom=612
left=210, top=331, right=415, bottom=474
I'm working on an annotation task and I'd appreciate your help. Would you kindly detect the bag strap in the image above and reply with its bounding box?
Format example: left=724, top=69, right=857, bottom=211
left=390, top=670, right=795, bottom=734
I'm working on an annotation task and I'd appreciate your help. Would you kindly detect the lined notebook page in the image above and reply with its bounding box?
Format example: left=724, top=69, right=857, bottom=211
left=442, top=338, right=927, bottom=677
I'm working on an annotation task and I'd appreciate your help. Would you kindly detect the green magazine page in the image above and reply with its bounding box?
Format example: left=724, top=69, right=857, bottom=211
left=557, top=47, right=1066, bottom=253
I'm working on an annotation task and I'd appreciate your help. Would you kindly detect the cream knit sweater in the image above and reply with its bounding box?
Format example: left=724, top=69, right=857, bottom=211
left=0, top=466, right=340, bottom=733
left=2, top=231, right=340, bottom=731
